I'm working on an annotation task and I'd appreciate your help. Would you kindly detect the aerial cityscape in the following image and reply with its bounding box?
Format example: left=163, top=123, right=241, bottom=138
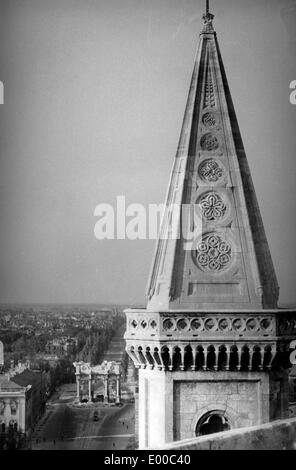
left=0, top=304, right=137, bottom=450
left=1, top=0, right=296, bottom=454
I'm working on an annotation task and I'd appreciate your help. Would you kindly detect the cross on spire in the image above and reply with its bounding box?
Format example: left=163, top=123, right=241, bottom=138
left=202, top=0, right=215, bottom=34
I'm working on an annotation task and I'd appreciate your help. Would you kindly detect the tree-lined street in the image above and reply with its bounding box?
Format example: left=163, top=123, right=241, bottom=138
left=31, top=384, right=135, bottom=450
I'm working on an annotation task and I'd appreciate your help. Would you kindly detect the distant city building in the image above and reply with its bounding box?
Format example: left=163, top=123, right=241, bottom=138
left=45, top=336, right=78, bottom=356
left=11, top=370, right=47, bottom=431
left=34, top=354, right=59, bottom=368
left=0, top=377, right=26, bottom=434
left=0, top=346, right=47, bottom=436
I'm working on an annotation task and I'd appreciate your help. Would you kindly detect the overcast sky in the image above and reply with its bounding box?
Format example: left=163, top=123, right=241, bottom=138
left=0, top=0, right=296, bottom=306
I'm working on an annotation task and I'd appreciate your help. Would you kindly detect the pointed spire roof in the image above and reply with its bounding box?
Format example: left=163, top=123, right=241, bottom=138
left=146, top=6, right=279, bottom=311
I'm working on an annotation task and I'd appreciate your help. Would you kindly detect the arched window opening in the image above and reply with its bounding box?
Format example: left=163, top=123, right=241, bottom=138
left=229, top=346, right=238, bottom=371
left=145, top=348, right=154, bottom=366
left=218, top=346, right=227, bottom=370
left=184, top=346, right=193, bottom=370
left=196, top=411, right=230, bottom=437
left=195, top=347, right=205, bottom=370
left=161, top=347, right=170, bottom=369
left=252, top=347, right=262, bottom=371
left=263, top=346, right=272, bottom=369
left=138, top=347, right=146, bottom=365
left=240, top=346, right=250, bottom=371
left=206, top=346, right=216, bottom=370
left=153, top=349, right=162, bottom=367
left=173, top=347, right=181, bottom=370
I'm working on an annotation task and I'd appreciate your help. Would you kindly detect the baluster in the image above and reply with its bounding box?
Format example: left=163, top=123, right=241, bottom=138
left=258, top=347, right=263, bottom=371
left=203, top=345, right=209, bottom=371
left=225, top=346, right=231, bottom=371
left=168, top=347, right=173, bottom=371
left=249, top=346, right=254, bottom=371
left=191, top=346, right=197, bottom=371
left=180, top=346, right=185, bottom=371
left=214, top=346, right=219, bottom=371
left=237, top=346, right=243, bottom=371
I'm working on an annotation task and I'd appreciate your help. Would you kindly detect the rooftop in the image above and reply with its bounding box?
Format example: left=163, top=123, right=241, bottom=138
left=0, top=375, right=25, bottom=392
left=10, top=369, right=43, bottom=388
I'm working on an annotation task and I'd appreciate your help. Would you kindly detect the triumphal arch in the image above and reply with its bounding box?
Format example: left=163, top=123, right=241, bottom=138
left=73, top=361, right=121, bottom=404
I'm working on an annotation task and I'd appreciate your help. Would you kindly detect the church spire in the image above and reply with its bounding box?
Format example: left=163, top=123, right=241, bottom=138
left=145, top=3, right=279, bottom=310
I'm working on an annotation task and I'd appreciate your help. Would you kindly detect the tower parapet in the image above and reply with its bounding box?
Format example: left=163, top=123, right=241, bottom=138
left=125, top=309, right=294, bottom=372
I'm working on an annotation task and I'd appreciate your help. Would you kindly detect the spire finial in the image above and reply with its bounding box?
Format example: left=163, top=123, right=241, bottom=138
left=201, top=0, right=215, bottom=34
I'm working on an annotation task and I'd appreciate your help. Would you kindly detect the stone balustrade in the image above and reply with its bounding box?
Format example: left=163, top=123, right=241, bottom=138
left=124, top=309, right=295, bottom=372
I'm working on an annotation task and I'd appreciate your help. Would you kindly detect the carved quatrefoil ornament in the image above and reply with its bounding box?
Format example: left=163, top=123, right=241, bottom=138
left=198, top=159, right=224, bottom=184
left=194, top=233, right=232, bottom=273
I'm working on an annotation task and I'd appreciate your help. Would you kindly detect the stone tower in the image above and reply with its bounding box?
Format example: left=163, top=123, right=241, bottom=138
left=124, top=2, right=296, bottom=449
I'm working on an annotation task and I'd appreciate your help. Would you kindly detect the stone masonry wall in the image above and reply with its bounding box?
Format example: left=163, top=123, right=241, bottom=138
left=158, top=417, right=296, bottom=450
left=172, top=371, right=270, bottom=441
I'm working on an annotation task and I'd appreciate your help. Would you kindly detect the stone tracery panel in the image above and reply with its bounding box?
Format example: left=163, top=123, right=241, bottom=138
left=126, top=312, right=279, bottom=339
left=194, top=233, right=232, bottom=273
left=198, top=159, right=224, bottom=184
left=159, top=315, right=276, bottom=338
left=202, top=112, right=219, bottom=128
left=204, top=68, right=216, bottom=108
left=198, top=192, right=227, bottom=222
left=200, top=133, right=219, bottom=151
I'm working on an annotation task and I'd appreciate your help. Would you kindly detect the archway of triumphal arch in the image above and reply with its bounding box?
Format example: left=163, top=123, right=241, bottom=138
left=73, top=361, right=121, bottom=404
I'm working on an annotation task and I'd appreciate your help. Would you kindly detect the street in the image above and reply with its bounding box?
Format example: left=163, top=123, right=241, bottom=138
left=31, top=384, right=135, bottom=450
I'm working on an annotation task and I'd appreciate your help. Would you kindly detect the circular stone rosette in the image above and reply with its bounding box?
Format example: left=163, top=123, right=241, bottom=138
left=176, top=318, right=190, bottom=332
left=198, top=159, right=225, bottom=184
left=190, top=318, right=204, bottom=332
left=194, top=233, right=232, bottom=273
left=202, top=112, right=220, bottom=129
left=200, top=133, right=220, bottom=152
left=197, top=192, right=228, bottom=222
left=163, top=318, right=176, bottom=332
